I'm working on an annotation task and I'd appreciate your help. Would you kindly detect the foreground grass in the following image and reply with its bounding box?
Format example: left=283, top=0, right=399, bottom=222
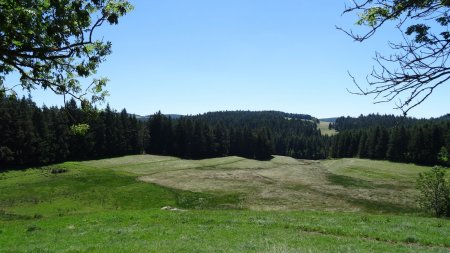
left=0, top=155, right=449, bottom=252
left=1, top=209, right=450, bottom=252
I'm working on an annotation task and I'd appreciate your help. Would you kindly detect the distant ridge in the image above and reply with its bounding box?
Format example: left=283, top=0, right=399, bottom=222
left=191, top=110, right=313, bottom=121
left=319, top=117, right=337, bottom=123
left=134, top=111, right=313, bottom=122
left=437, top=113, right=450, bottom=120
left=134, top=114, right=183, bottom=121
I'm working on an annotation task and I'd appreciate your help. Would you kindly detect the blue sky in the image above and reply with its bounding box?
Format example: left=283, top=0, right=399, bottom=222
left=12, top=0, right=450, bottom=118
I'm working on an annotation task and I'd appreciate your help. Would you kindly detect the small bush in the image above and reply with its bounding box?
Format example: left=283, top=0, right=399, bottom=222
left=437, top=147, right=449, bottom=166
left=416, top=166, right=450, bottom=217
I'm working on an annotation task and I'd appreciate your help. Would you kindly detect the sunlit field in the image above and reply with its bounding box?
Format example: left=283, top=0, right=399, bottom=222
left=1, top=155, right=449, bottom=252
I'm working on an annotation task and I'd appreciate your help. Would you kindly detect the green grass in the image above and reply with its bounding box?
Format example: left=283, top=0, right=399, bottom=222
left=0, top=163, right=240, bottom=218
left=318, top=121, right=337, bottom=136
left=104, top=155, right=428, bottom=213
left=326, top=174, right=376, bottom=188
left=322, top=158, right=442, bottom=183
left=0, top=155, right=449, bottom=252
left=1, top=210, right=449, bottom=252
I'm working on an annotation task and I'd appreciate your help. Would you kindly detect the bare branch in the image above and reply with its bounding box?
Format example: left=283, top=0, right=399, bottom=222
left=341, top=0, right=450, bottom=115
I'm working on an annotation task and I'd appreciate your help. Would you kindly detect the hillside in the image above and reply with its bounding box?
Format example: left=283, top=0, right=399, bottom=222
left=1, top=155, right=449, bottom=252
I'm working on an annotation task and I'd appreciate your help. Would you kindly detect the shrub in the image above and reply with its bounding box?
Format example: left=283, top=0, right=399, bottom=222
left=69, top=123, right=90, bottom=136
left=416, top=166, right=450, bottom=217
left=437, top=147, right=449, bottom=166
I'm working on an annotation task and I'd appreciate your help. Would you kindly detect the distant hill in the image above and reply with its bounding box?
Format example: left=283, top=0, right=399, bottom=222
left=329, top=113, right=450, bottom=132
left=133, top=115, right=148, bottom=121
left=134, top=114, right=183, bottom=121
left=186, top=110, right=313, bottom=122
left=332, top=114, right=420, bottom=131
left=437, top=113, right=450, bottom=120
left=319, top=117, right=337, bottom=123
left=135, top=111, right=313, bottom=122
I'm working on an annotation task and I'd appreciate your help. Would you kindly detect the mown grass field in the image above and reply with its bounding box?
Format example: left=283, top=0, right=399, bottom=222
left=1, top=155, right=449, bottom=252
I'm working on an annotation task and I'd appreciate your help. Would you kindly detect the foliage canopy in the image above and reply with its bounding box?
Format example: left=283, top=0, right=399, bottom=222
left=0, top=0, right=132, bottom=104
left=416, top=166, right=450, bottom=217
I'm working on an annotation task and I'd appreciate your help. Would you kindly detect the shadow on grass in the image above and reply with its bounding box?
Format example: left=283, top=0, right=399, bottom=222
left=303, top=181, right=421, bottom=214
left=326, top=174, right=375, bottom=189
left=326, top=173, right=410, bottom=190
left=177, top=154, right=275, bottom=162
left=254, top=155, right=275, bottom=161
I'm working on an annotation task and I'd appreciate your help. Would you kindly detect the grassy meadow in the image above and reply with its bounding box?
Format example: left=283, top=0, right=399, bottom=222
left=1, top=155, right=449, bottom=252
left=318, top=121, right=337, bottom=136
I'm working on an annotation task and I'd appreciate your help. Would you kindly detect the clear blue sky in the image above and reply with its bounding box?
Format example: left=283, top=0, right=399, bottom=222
left=12, top=0, right=450, bottom=118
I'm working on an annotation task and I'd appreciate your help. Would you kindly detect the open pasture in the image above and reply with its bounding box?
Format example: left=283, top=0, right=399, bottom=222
left=1, top=155, right=448, bottom=252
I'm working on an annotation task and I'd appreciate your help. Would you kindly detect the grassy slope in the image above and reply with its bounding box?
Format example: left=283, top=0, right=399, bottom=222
left=0, top=156, right=449, bottom=252
left=318, top=121, right=337, bottom=136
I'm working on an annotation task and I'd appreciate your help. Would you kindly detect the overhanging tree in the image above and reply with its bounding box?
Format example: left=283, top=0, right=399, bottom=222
left=0, top=0, right=132, bottom=104
left=339, top=0, right=450, bottom=115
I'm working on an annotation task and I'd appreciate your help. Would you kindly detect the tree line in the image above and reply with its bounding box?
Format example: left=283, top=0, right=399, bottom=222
left=145, top=111, right=328, bottom=160
left=329, top=114, right=450, bottom=166
left=0, top=95, right=143, bottom=167
left=0, top=96, right=327, bottom=167
left=2, top=95, right=449, bottom=168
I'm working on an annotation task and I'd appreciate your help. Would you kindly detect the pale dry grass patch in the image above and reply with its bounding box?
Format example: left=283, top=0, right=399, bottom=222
left=92, top=155, right=423, bottom=212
